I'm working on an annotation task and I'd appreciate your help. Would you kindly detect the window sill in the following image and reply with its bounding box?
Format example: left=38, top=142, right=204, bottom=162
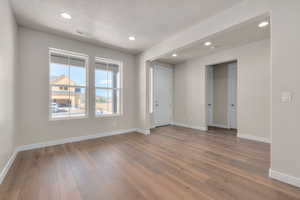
left=95, top=114, right=122, bottom=118
left=49, top=115, right=88, bottom=121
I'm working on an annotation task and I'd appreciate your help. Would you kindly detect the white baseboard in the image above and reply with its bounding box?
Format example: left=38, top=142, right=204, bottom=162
left=0, top=150, right=18, bottom=184
left=237, top=133, right=270, bottom=143
left=1, top=128, right=138, bottom=184
left=136, top=128, right=151, bottom=135
left=269, top=169, right=300, bottom=188
left=171, top=122, right=208, bottom=131
left=16, top=128, right=138, bottom=152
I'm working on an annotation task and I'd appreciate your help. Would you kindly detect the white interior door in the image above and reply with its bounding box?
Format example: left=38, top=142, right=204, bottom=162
left=228, top=62, right=237, bottom=129
left=206, top=66, right=214, bottom=126
left=154, top=65, right=173, bottom=127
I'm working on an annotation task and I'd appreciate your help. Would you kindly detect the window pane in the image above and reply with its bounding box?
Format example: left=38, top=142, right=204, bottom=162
left=106, top=89, right=113, bottom=114
left=95, top=62, right=108, bottom=87
left=96, top=89, right=118, bottom=115
left=49, top=50, right=88, bottom=119
left=95, top=62, right=120, bottom=88
left=107, top=63, right=119, bottom=88
left=69, top=87, right=86, bottom=117
left=50, top=86, right=70, bottom=118
left=107, top=70, right=113, bottom=88
left=50, top=86, right=86, bottom=118
left=50, top=55, right=69, bottom=85
left=70, top=57, right=86, bottom=86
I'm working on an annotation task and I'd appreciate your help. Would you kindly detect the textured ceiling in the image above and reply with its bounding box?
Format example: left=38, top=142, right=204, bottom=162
left=156, top=15, right=270, bottom=64
left=11, top=0, right=242, bottom=54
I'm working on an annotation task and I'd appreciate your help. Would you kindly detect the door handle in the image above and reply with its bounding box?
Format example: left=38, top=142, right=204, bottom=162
left=208, top=104, right=212, bottom=106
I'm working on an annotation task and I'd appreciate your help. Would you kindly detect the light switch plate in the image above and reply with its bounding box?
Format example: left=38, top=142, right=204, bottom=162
left=281, top=92, right=292, bottom=103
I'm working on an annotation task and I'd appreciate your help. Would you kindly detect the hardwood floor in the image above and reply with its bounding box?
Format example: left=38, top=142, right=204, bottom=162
left=1, top=125, right=300, bottom=200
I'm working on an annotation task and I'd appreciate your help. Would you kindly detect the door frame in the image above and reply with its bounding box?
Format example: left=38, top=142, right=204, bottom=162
left=153, top=64, right=173, bottom=127
left=227, top=62, right=237, bottom=129
left=205, top=65, right=214, bottom=126
left=205, top=59, right=238, bottom=130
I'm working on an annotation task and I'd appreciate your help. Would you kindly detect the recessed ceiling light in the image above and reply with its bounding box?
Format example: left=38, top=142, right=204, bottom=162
left=129, top=36, right=135, bottom=41
left=172, top=53, right=177, bottom=57
left=204, top=41, right=212, bottom=46
left=61, top=12, right=72, bottom=19
left=258, top=21, right=269, bottom=28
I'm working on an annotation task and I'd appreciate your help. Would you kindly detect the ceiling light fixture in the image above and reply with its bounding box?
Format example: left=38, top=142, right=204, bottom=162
left=129, top=36, right=135, bottom=41
left=258, top=21, right=269, bottom=28
left=61, top=12, right=72, bottom=19
left=204, top=41, right=212, bottom=46
left=172, top=53, right=177, bottom=57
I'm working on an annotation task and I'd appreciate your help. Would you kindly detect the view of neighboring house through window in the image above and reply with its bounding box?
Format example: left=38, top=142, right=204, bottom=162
left=95, top=57, right=122, bottom=116
left=49, top=48, right=88, bottom=119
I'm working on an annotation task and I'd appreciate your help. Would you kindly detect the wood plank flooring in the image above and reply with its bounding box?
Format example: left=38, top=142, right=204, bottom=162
left=1, top=125, right=300, bottom=200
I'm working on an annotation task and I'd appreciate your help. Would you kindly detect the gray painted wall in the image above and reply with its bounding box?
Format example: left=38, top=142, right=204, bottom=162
left=17, top=27, right=139, bottom=146
left=174, top=39, right=270, bottom=140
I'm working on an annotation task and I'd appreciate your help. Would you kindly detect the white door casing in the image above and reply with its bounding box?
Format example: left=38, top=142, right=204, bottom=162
left=227, top=62, right=237, bottom=129
left=206, top=66, right=214, bottom=126
left=154, top=65, right=173, bottom=127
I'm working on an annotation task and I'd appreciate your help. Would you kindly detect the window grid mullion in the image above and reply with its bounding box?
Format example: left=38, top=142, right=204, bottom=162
left=95, top=87, right=119, bottom=90
left=49, top=49, right=88, bottom=120
left=50, top=84, right=87, bottom=88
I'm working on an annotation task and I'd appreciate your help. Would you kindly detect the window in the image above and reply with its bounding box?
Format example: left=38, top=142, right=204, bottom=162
left=95, top=57, right=122, bottom=116
left=49, top=48, right=88, bottom=119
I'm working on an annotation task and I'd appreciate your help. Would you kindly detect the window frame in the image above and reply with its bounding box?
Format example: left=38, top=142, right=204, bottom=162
left=48, top=47, right=89, bottom=120
left=94, top=57, right=123, bottom=118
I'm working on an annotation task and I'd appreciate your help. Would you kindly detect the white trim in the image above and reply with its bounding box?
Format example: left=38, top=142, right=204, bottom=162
left=95, top=57, right=122, bottom=66
left=49, top=47, right=89, bottom=59
left=48, top=48, right=89, bottom=121
left=94, top=57, right=123, bottom=117
left=238, top=133, right=271, bottom=143
left=136, top=129, right=151, bottom=135
left=269, top=169, right=300, bottom=188
left=153, top=65, right=173, bottom=127
left=0, top=128, right=140, bottom=184
left=16, top=128, right=137, bottom=152
left=149, top=66, right=154, bottom=114
left=171, top=122, right=208, bottom=131
left=205, top=65, right=214, bottom=126
left=0, top=150, right=18, bottom=184
left=227, top=62, right=237, bottom=129
left=95, top=113, right=122, bottom=118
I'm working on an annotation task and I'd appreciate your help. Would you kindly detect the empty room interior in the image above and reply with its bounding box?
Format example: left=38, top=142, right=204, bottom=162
left=1, top=0, right=300, bottom=199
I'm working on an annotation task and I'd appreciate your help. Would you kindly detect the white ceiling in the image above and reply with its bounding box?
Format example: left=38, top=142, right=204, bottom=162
left=11, top=0, right=242, bottom=54
left=156, top=15, right=270, bottom=64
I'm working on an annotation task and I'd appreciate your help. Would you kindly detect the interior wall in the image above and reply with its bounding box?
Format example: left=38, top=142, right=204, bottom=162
left=271, top=1, right=300, bottom=179
left=0, top=0, right=18, bottom=173
left=174, top=39, right=270, bottom=140
left=17, top=27, right=139, bottom=146
left=213, top=63, right=228, bottom=126
left=138, top=0, right=300, bottom=184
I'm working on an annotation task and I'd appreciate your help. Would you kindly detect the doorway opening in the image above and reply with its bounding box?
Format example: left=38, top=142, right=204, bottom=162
left=206, top=60, right=237, bottom=132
